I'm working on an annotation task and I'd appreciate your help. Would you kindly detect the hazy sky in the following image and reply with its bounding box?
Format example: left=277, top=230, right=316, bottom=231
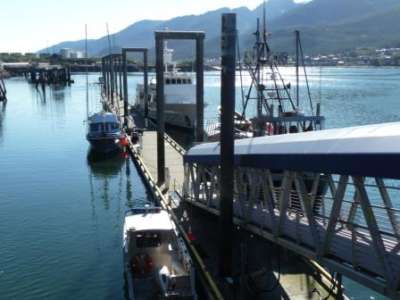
left=0, top=0, right=310, bottom=53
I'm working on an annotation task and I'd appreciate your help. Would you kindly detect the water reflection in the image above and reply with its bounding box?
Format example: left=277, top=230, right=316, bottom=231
left=87, top=150, right=126, bottom=210
left=49, top=85, right=67, bottom=102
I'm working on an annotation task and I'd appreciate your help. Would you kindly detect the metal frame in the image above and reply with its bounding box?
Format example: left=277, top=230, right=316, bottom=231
left=155, top=30, right=205, bottom=185
left=122, top=48, right=148, bottom=128
left=182, top=163, right=400, bottom=298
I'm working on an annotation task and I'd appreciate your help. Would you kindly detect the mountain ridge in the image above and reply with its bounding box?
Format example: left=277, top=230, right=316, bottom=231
left=41, top=0, right=400, bottom=58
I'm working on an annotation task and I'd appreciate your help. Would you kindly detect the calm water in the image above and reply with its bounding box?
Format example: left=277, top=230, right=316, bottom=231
left=1, top=68, right=400, bottom=299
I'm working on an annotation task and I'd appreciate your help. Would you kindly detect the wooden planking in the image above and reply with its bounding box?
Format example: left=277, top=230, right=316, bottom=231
left=140, top=131, right=185, bottom=191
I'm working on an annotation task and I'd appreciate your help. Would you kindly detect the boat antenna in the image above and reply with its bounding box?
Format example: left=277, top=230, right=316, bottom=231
left=85, top=24, right=89, bottom=120
left=262, top=1, right=270, bottom=55
left=106, top=23, right=112, bottom=55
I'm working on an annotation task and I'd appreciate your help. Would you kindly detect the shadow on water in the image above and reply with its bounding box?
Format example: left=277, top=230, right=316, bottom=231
left=87, top=149, right=126, bottom=210
left=87, top=149, right=126, bottom=177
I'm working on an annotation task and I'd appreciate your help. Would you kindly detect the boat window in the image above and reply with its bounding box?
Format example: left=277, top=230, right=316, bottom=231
left=105, top=122, right=119, bottom=131
left=90, top=123, right=100, bottom=132
left=177, top=79, right=182, bottom=84
left=136, top=232, right=161, bottom=248
left=166, top=79, right=170, bottom=85
left=171, top=79, right=176, bottom=84
left=188, top=79, right=191, bottom=84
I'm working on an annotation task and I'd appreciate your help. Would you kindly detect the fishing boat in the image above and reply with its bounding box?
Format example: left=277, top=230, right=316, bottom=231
left=136, top=43, right=196, bottom=130
left=206, top=5, right=328, bottom=210
left=206, top=6, right=324, bottom=141
left=86, top=112, right=126, bottom=153
left=123, top=207, right=197, bottom=299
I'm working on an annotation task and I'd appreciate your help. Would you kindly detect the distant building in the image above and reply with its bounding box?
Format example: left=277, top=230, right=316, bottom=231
left=70, top=51, right=84, bottom=59
left=60, top=48, right=85, bottom=59
left=60, top=48, right=73, bottom=59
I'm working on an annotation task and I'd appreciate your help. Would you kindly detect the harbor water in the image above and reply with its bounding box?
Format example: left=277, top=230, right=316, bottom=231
left=1, top=68, right=400, bottom=299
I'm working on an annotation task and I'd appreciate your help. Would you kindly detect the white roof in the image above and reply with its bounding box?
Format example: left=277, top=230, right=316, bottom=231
left=124, top=210, right=174, bottom=232
left=185, top=122, right=400, bottom=179
left=188, top=122, right=400, bottom=157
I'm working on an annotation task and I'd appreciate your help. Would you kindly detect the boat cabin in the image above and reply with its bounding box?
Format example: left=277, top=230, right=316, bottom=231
left=123, top=208, right=195, bottom=298
left=88, top=112, right=120, bottom=134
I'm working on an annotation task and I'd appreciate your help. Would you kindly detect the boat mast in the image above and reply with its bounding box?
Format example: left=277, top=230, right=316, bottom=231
left=85, top=24, right=89, bottom=120
left=295, top=30, right=300, bottom=108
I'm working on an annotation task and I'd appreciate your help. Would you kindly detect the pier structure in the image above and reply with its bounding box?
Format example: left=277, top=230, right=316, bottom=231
left=101, top=54, right=125, bottom=118
left=0, top=77, right=6, bottom=102
left=98, top=13, right=400, bottom=299
left=183, top=123, right=400, bottom=299
left=28, top=64, right=73, bottom=87
left=131, top=24, right=339, bottom=300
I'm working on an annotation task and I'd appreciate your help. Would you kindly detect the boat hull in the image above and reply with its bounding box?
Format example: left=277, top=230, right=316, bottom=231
left=138, top=103, right=196, bottom=130
left=86, top=135, right=121, bottom=154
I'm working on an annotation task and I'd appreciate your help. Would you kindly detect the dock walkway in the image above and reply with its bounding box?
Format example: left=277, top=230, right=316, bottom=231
left=139, top=131, right=185, bottom=191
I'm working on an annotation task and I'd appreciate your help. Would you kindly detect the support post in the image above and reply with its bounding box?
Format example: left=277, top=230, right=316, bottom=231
left=219, top=13, right=236, bottom=278
left=156, top=35, right=166, bottom=185
left=101, top=57, right=106, bottom=93
left=295, top=30, right=300, bottom=108
left=110, top=56, right=115, bottom=106
left=144, top=49, right=149, bottom=120
left=196, top=36, right=204, bottom=142
left=119, top=56, right=123, bottom=100
left=122, top=50, right=129, bottom=127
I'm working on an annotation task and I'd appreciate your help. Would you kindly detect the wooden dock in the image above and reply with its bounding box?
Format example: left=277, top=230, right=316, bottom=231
left=139, top=131, right=185, bottom=191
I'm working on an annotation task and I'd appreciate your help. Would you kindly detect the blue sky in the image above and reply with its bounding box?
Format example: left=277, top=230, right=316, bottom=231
left=0, top=0, right=310, bottom=53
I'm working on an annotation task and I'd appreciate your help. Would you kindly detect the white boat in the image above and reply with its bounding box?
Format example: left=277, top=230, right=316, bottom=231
left=123, top=207, right=197, bottom=300
left=136, top=44, right=196, bottom=130
left=86, top=112, right=125, bottom=153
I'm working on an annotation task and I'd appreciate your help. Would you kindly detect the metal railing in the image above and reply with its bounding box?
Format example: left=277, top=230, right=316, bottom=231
left=182, top=162, right=400, bottom=298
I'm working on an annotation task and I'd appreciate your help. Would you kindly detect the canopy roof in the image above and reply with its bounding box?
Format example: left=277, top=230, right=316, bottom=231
left=185, top=122, right=400, bottom=179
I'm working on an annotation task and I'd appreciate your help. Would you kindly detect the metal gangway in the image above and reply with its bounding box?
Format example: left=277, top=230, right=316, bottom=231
left=182, top=122, right=400, bottom=299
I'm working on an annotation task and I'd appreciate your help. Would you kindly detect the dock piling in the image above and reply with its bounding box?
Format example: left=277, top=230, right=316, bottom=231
left=196, top=35, right=204, bottom=142
left=219, top=13, right=236, bottom=278
left=156, top=35, right=166, bottom=185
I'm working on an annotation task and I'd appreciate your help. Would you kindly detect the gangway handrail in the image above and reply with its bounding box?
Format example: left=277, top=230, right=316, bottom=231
left=182, top=122, right=400, bottom=298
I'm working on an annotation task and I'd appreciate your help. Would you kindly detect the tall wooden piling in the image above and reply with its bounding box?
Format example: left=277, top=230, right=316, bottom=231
left=196, top=36, right=204, bottom=142
left=143, top=50, right=149, bottom=119
left=219, top=13, right=236, bottom=278
left=122, top=51, right=129, bottom=127
left=118, top=57, right=123, bottom=100
left=156, top=35, right=166, bottom=185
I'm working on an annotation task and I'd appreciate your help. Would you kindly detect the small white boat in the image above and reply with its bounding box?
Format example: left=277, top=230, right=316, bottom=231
left=123, top=207, right=197, bottom=300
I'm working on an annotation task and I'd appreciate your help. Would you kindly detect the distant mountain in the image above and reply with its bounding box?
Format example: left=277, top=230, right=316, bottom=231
left=271, top=0, right=400, bottom=29
left=41, top=0, right=400, bottom=58
left=41, top=0, right=303, bottom=57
